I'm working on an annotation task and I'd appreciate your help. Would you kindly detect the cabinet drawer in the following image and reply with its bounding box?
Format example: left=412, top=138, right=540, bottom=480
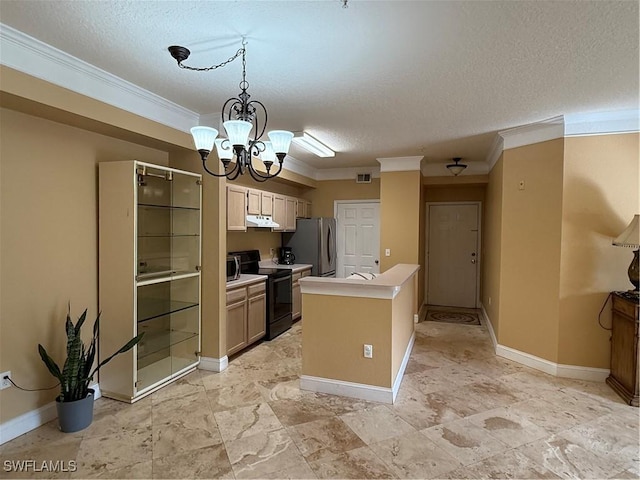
left=248, top=282, right=266, bottom=297
left=226, top=287, right=247, bottom=305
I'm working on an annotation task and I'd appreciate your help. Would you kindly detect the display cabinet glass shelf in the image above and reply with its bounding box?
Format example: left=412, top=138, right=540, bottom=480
left=99, top=161, right=201, bottom=402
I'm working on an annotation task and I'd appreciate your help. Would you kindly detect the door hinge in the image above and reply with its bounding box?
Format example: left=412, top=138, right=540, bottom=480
left=196, top=265, right=202, bottom=272
left=196, top=179, right=202, bottom=186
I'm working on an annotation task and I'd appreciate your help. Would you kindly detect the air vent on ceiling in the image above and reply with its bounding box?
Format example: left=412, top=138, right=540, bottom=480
left=356, top=173, right=372, bottom=184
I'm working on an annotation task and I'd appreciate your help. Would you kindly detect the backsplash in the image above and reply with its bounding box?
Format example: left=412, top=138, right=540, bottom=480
left=227, top=230, right=280, bottom=261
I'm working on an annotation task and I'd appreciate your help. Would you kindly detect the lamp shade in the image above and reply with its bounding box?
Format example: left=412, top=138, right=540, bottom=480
left=613, top=214, right=640, bottom=248
left=446, top=157, right=467, bottom=176
left=190, top=126, right=218, bottom=152
left=260, top=141, right=276, bottom=163
left=223, top=120, right=253, bottom=147
left=214, top=138, right=233, bottom=160
left=268, top=130, right=294, bottom=155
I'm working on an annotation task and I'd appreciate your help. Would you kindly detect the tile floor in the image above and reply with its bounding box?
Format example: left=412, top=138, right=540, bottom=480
left=1, top=317, right=638, bottom=479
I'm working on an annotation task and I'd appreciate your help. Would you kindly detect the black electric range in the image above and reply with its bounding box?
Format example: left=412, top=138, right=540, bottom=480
left=229, top=250, right=293, bottom=340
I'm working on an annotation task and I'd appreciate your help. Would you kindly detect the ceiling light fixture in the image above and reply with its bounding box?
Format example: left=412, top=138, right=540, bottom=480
left=168, top=40, right=293, bottom=182
left=446, top=157, right=467, bottom=176
left=292, top=132, right=336, bottom=158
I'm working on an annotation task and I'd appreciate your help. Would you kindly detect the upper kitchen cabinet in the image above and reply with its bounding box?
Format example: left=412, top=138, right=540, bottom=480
left=227, top=185, right=248, bottom=231
left=247, top=188, right=261, bottom=215
left=296, top=198, right=312, bottom=219
left=272, top=194, right=286, bottom=232
left=285, top=197, right=297, bottom=231
left=261, top=191, right=274, bottom=216
left=99, top=161, right=202, bottom=403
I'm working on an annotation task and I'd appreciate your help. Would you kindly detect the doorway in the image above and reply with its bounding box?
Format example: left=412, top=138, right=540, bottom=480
left=335, top=201, right=380, bottom=278
left=426, top=202, right=480, bottom=308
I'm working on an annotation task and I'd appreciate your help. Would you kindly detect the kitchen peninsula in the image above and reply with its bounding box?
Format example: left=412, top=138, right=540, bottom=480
left=299, top=264, right=420, bottom=404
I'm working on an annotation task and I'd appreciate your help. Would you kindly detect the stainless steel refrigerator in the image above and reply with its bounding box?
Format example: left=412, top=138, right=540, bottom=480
left=282, top=217, right=336, bottom=277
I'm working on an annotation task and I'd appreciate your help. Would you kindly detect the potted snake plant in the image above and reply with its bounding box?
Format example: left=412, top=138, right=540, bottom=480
left=38, top=306, right=143, bottom=432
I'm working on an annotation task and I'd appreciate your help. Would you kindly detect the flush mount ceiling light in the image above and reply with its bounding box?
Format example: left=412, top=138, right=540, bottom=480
left=169, top=40, right=293, bottom=182
left=446, top=157, right=467, bottom=176
left=292, top=132, right=335, bottom=158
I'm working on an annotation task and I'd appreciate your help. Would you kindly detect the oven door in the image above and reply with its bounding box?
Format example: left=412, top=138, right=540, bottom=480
left=270, top=273, right=293, bottom=322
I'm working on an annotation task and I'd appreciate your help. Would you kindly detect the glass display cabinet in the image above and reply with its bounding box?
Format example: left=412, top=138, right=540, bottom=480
left=99, top=161, right=201, bottom=402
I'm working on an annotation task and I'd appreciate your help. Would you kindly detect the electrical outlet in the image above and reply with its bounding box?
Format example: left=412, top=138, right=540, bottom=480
left=363, top=344, right=373, bottom=358
left=488, top=297, right=492, bottom=306
left=269, top=248, right=275, bottom=256
left=518, top=180, right=525, bottom=190
left=0, top=371, right=12, bottom=390
left=385, top=248, right=391, bottom=257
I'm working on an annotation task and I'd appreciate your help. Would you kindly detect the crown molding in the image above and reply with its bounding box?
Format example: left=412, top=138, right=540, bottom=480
left=377, top=156, right=424, bottom=172
left=498, top=115, right=565, bottom=150
left=281, top=155, right=318, bottom=180
left=565, top=109, right=640, bottom=136
left=486, top=134, right=504, bottom=171
left=0, top=23, right=199, bottom=132
left=315, top=166, right=381, bottom=181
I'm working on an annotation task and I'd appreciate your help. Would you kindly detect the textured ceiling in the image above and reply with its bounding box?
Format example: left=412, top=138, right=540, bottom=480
left=0, top=0, right=638, bottom=171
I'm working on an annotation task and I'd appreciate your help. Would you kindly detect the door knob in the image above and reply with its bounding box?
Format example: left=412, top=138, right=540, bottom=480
left=471, top=259, right=476, bottom=264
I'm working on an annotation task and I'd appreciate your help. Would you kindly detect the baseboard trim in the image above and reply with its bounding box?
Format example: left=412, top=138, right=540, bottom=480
left=392, top=332, right=415, bottom=402
left=479, top=304, right=609, bottom=382
left=300, top=375, right=394, bottom=404
left=198, top=356, right=228, bottom=372
left=0, top=383, right=101, bottom=446
left=418, top=303, right=428, bottom=322
left=301, top=333, right=415, bottom=404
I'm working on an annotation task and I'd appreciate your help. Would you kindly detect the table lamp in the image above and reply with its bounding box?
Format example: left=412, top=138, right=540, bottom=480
left=613, top=214, right=640, bottom=294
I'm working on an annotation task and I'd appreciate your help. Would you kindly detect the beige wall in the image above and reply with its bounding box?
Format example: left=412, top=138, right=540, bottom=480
left=302, top=295, right=393, bottom=387
left=482, top=155, right=504, bottom=335
left=391, top=278, right=416, bottom=381
left=558, top=133, right=639, bottom=368
left=380, top=171, right=421, bottom=272
left=304, top=178, right=380, bottom=218
left=500, top=139, right=564, bottom=362
left=0, top=108, right=170, bottom=422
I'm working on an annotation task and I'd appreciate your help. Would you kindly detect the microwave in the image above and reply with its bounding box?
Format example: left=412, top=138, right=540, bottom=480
left=226, top=255, right=241, bottom=282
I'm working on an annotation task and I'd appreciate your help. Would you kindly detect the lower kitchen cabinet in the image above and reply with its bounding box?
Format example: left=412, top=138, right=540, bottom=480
left=292, top=267, right=312, bottom=320
left=226, top=280, right=266, bottom=356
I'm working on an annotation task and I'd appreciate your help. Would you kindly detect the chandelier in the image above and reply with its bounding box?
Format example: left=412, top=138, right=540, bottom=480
left=168, top=40, right=293, bottom=182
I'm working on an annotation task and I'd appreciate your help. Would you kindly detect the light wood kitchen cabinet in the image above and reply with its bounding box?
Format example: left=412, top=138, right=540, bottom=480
left=226, top=280, right=266, bottom=356
left=285, top=197, right=297, bottom=231
left=261, top=191, right=274, bottom=216
left=247, top=188, right=261, bottom=215
left=227, top=185, right=248, bottom=231
left=272, top=194, right=286, bottom=232
left=292, top=267, right=312, bottom=320
left=296, top=198, right=312, bottom=218
left=247, top=283, right=267, bottom=343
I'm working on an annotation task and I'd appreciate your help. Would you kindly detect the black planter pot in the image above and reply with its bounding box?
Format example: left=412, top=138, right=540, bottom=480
left=56, top=388, right=95, bottom=433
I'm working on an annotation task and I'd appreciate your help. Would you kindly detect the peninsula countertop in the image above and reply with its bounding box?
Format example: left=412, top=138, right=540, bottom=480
left=299, top=264, right=420, bottom=299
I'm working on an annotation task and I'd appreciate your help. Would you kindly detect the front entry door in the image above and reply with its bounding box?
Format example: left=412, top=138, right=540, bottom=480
left=336, top=202, right=380, bottom=278
left=427, top=203, right=479, bottom=308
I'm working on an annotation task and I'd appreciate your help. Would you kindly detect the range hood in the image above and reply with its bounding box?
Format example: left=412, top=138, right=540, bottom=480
left=246, top=215, right=280, bottom=228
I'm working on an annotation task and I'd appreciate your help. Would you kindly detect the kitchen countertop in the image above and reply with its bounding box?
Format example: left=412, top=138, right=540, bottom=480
left=299, top=264, right=420, bottom=299
left=226, top=274, right=268, bottom=289
left=259, top=260, right=313, bottom=273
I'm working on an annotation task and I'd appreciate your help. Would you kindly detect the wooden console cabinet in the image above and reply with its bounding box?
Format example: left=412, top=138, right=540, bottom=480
left=606, top=292, right=639, bottom=406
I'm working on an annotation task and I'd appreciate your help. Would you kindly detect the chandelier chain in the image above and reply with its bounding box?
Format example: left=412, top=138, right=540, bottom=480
left=177, top=47, right=244, bottom=72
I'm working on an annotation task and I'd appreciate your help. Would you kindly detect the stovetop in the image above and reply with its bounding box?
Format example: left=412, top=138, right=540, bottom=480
left=229, top=250, right=292, bottom=279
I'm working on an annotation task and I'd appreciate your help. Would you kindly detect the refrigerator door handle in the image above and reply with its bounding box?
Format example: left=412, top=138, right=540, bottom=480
left=327, top=224, right=332, bottom=265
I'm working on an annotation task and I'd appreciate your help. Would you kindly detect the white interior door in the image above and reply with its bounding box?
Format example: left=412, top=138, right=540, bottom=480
left=336, top=202, right=380, bottom=278
left=427, top=203, right=479, bottom=308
